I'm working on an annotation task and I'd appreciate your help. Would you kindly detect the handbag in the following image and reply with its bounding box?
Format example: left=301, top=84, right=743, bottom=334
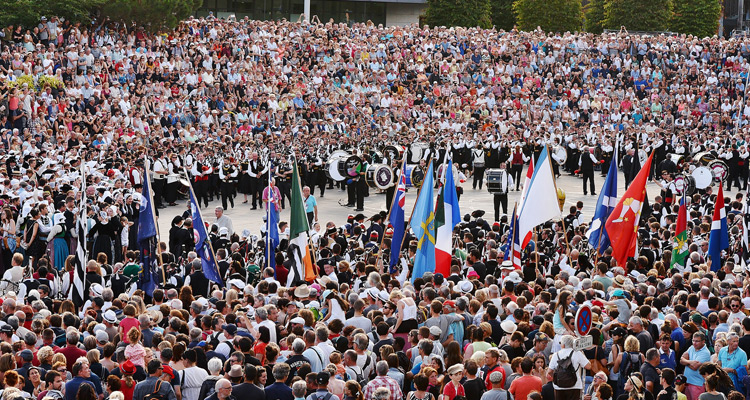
left=589, top=347, right=609, bottom=375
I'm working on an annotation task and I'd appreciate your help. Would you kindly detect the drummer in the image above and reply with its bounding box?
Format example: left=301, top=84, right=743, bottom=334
left=657, top=170, right=677, bottom=207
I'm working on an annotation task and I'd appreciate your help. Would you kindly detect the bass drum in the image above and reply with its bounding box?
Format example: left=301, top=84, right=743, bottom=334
left=365, top=164, right=394, bottom=190
left=409, top=142, right=430, bottom=164
left=708, top=159, right=728, bottom=183
left=383, top=145, right=406, bottom=162
left=692, top=151, right=716, bottom=166
left=692, top=166, right=713, bottom=190
left=338, top=155, right=362, bottom=178
left=553, top=146, right=567, bottom=165
left=683, top=175, right=697, bottom=196
left=638, top=150, right=648, bottom=166
left=325, top=154, right=347, bottom=182
left=404, top=165, right=425, bottom=188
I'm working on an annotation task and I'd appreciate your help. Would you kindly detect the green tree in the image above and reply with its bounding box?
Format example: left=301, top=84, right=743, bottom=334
left=491, top=0, right=515, bottom=31
left=585, top=0, right=606, bottom=34
left=99, top=0, right=203, bottom=32
left=513, top=0, right=583, bottom=32
left=424, top=0, right=493, bottom=28
left=604, top=0, right=673, bottom=31
left=671, top=0, right=721, bottom=37
left=0, top=0, right=103, bottom=28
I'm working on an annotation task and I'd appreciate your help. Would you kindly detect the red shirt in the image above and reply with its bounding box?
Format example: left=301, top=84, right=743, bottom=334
left=442, top=381, right=465, bottom=400
left=56, top=345, right=87, bottom=371
left=509, top=375, right=542, bottom=400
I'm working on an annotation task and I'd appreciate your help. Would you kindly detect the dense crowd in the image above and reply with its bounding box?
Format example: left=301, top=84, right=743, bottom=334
left=1, top=12, right=750, bottom=400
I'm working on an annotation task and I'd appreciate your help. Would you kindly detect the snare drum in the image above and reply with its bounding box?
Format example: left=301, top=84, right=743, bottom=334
left=365, top=164, right=394, bottom=190
left=486, top=169, right=504, bottom=193
left=674, top=175, right=685, bottom=195
left=708, top=160, right=728, bottom=183
left=404, top=165, right=425, bottom=188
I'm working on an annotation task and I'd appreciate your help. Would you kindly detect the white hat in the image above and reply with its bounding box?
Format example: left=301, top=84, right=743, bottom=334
left=103, top=310, right=117, bottom=324
left=228, top=279, right=245, bottom=290
left=90, top=283, right=103, bottom=297
left=291, top=317, right=305, bottom=325
left=506, top=271, right=522, bottom=284
left=458, top=280, right=473, bottom=293
left=501, top=320, right=517, bottom=334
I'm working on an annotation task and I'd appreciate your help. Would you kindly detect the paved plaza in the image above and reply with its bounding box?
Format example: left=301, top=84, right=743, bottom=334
left=157, top=166, right=735, bottom=242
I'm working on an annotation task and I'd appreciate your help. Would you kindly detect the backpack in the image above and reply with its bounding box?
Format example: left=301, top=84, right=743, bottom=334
left=349, top=366, right=369, bottom=389
left=622, top=351, right=643, bottom=378
left=552, top=350, right=578, bottom=388
left=415, top=306, right=429, bottom=325
left=143, top=380, right=167, bottom=400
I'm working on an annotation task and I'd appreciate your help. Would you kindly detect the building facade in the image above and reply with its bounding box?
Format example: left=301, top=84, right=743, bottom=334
left=197, top=0, right=425, bottom=27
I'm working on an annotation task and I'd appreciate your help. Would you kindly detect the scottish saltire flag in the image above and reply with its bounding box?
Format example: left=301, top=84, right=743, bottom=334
left=410, top=162, right=435, bottom=283
left=389, top=163, right=407, bottom=273
left=670, top=196, right=689, bottom=269
left=267, top=161, right=279, bottom=274
left=189, top=187, right=224, bottom=287
left=586, top=148, right=618, bottom=254
left=708, top=184, right=728, bottom=271
left=70, top=162, right=87, bottom=307
left=504, top=203, right=522, bottom=270
left=137, top=163, right=160, bottom=295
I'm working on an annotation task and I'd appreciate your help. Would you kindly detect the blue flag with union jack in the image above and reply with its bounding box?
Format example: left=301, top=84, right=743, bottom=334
left=389, top=164, right=407, bottom=273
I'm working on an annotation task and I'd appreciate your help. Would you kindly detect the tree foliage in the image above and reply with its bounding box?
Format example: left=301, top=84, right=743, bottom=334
left=491, top=0, right=515, bottom=31
left=424, top=0, right=493, bottom=29
left=671, top=0, right=720, bottom=38
left=0, top=0, right=103, bottom=28
left=513, top=0, right=583, bottom=33
left=585, top=0, right=607, bottom=34
left=98, top=0, right=203, bottom=32
left=0, top=0, right=201, bottom=32
left=604, top=0, right=673, bottom=32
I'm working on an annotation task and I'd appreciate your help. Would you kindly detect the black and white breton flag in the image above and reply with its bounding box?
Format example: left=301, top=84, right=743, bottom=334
left=70, top=166, right=87, bottom=307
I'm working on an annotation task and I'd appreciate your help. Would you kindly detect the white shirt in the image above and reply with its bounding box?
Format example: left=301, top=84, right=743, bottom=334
left=549, top=348, right=590, bottom=390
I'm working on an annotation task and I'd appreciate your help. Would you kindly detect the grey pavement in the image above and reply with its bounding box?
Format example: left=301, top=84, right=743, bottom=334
left=156, top=166, right=740, bottom=243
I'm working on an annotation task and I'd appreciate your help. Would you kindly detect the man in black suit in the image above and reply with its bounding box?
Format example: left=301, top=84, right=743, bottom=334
left=578, top=146, right=599, bottom=196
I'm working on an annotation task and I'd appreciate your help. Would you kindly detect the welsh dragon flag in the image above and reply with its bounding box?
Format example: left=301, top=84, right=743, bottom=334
left=670, top=196, right=688, bottom=270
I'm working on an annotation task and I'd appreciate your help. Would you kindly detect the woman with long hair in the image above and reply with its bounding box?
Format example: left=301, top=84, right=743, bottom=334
left=119, top=360, right=136, bottom=400
left=77, top=382, right=98, bottom=400
left=389, top=289, right=419, bottom=334
left=321, top=290, right=349, bottom=324
left=254, top=326, right=271, bottom=365
left=407, top=373, right=435, bottom=400
left=444, top=342, right=462, bottom=368
left=343, top=380, right=364, bottom=400
left=614, top=337, right=645, bottom=399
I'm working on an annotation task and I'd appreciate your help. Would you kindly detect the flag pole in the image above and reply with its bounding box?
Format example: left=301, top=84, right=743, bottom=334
left=144, top=156, right=167, bottom=286
left=377, top=155, right=408, bottom=274
left=267, top=160, right=272, bottom=274
left=291, top=153, right=317, bottom=281
left=80, top=161, right=88, bottom=299
left=547, top=145, right=571, bottom=253
left=183, top=166, right=223, bottom=287
left=399, top=157, right=434, bottom=254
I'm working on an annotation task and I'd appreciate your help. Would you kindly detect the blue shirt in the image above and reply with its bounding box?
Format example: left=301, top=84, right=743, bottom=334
left=64, top=376, right=103, bottom=400
left=264, top=382, right=294, bottom=400
left=684, top=345, right=711, bottom=386
left=305, top=195, right=317, bottom=213
left=658, top=349, right=676, bottom=370
left=718, top=346, right=748, bottom=379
